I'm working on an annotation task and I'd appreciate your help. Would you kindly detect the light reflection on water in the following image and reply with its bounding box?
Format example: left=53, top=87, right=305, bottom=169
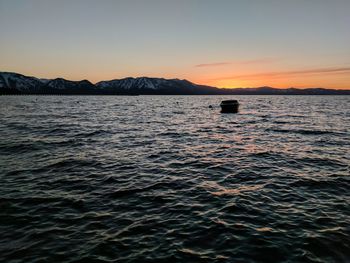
left=0, top=95, right=349, bottom=262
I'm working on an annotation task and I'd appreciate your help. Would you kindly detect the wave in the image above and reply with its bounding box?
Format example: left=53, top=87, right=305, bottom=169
left=267, top=128, right=344, bottom=135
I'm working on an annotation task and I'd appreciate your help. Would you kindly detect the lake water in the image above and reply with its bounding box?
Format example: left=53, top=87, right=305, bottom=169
left=0, top=95, right=349, bottom=262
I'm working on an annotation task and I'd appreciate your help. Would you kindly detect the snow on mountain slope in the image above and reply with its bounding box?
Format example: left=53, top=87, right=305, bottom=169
left=0, top=72, right=221, bottom=94
left=0, top=72, right=99, bottom=93
left=46, top=78, right=70, bottom=90
left=0, top=72, right=44, bottom=91
left=96, top=77, right=197, bottom=91
left=1, top=72, right=349, bottom=95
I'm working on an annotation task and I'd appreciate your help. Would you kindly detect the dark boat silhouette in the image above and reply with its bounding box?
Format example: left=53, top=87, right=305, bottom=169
left=220, top=100, right=239, bottom=113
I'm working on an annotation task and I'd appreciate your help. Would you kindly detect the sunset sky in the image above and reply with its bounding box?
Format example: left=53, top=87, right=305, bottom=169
left=0, top=0, right=349, bottom=89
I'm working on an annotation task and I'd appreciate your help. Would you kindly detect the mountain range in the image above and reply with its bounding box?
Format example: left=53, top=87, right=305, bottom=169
left=1, top=72, right=349, bottom=95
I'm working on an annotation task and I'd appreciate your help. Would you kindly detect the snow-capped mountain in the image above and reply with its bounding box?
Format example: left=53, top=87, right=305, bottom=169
left=0, top=72, right=44, bottom=93
left=96, top=77, right=218, bottom=94
left=97, top=77, right=169, bottom=90
left=44, top=78, right=94, bottom=90
left=0, top=72, right=220, bottom=95
left=0, top=72, right=97, bottom=94
left=1, top=71, right=349, bottom=95
left=43, top=78, right=96, bottom=93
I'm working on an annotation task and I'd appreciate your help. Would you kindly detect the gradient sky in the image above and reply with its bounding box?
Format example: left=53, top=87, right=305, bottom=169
left=1, top=0, right=349, bottom=89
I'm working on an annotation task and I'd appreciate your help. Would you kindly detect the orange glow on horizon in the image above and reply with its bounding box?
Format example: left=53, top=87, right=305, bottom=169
left=196, top=79, right=350, bottom=90
left=196, top=77, right=349, bottom=90
left=193, top=68, right=350, bottom=90
left=3, top=66, right=350, bottom=90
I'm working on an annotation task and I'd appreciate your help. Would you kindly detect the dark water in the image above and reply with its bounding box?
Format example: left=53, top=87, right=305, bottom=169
left=0, top=95, right=349, bottom=263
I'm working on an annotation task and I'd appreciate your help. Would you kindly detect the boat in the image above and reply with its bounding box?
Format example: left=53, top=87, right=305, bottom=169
left=220, top=100, right=239, bottom=113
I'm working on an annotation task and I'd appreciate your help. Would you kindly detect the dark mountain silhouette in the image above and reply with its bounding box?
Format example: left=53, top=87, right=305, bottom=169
left=42, top=78, right=97, bottom=94
left=1, top=72, right=349, bottom=95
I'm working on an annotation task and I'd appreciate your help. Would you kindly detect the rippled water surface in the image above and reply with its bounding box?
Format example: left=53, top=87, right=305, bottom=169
left=0, top=95, right=349, bottom=262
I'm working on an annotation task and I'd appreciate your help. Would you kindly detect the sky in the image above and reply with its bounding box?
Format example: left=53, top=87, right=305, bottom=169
left=0, top=0, right=349, bottom=89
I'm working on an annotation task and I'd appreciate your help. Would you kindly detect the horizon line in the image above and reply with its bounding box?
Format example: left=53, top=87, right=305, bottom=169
left=0, top=70, right=349, bottom=91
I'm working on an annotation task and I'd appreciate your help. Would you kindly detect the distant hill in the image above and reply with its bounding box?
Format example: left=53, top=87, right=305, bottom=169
left=220, top=86, right=350, bottom=95
left=1, top=72, right=349, bottom=95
